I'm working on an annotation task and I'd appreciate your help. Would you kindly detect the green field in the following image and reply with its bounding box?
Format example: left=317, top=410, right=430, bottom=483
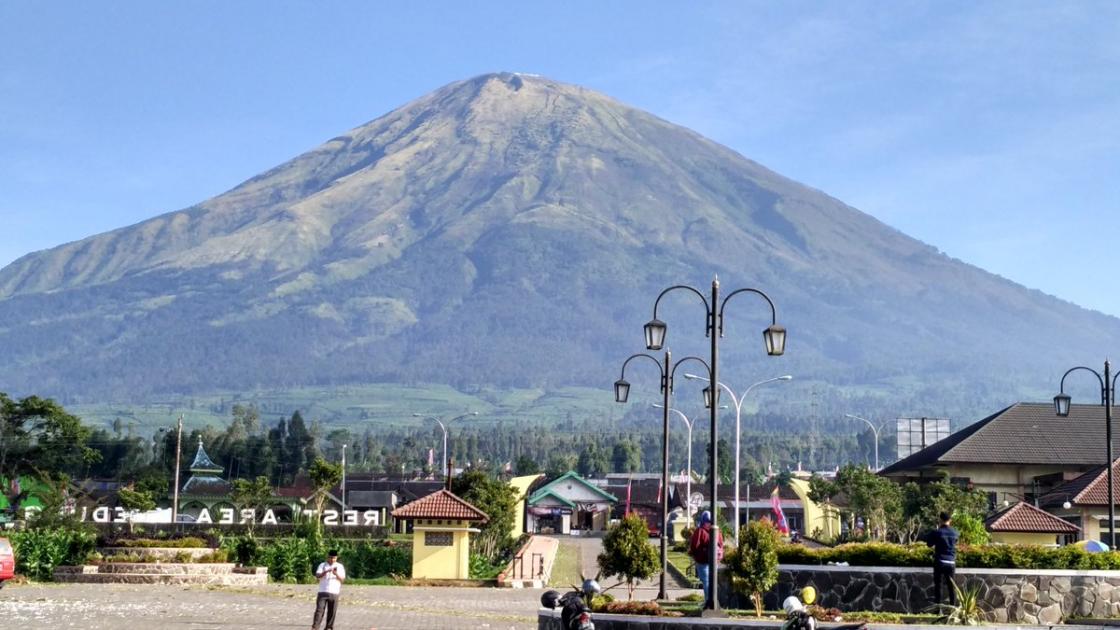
left=68, top=383, right=621, bottom=434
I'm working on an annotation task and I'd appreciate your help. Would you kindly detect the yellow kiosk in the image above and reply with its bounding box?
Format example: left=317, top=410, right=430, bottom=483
left=392, top=489, right=489, bottom=580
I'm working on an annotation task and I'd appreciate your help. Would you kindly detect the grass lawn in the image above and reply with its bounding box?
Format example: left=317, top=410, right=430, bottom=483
left=666, top=549, right=699, bottom=588
left=549, top=540, right=583, bottom=588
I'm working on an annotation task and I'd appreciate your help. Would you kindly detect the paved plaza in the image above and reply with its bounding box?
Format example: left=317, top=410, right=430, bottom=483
left=0, top=582, right=543, bottom=630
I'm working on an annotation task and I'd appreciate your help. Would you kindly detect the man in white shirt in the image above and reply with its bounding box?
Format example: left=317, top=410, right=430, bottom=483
left=312, top=550, right=345, bottom=630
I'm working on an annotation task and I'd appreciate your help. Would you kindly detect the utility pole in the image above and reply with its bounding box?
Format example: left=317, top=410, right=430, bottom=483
left=341, top=444, right=347, bottom=512
left=172, top=415, right=183, bottom=524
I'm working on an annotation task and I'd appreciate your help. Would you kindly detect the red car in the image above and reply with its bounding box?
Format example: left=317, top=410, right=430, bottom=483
left=0, top=537, right=14, bottom=587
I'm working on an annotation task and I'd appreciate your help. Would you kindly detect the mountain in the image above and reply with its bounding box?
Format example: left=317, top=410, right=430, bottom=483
left=1, top=72, right=1117, bottom=420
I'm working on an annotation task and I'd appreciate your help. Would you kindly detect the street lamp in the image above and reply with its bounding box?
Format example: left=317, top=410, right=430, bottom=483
left=686, top=373, right=792, bottom=547
left=843, top=414, right=884, bottom=471
left=642, top=277, right=785, bottom=613
left=413, top=412, right=478, bottom=484
left=652, top=403, right=728, bottom=519
left=1053, top=360, right=1117, bottom=545
left=616, top=350, right=710, bottom=601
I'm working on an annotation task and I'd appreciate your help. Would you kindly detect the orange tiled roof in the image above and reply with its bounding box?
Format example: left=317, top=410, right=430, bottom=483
left=984, top=501, right=1080, bottom=533
left=391, top=489, right=489, bottom=522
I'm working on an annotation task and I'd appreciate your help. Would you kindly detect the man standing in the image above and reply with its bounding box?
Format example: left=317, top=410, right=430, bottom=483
left=924, top=512, right=959, bottom=606
left=687, top=510, right=723, bottom=608
left=312, top=549, right=345, bottom=630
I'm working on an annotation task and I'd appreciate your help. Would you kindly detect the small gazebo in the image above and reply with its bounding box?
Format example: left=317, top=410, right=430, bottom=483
left=392, top=489, right=488, bottom=579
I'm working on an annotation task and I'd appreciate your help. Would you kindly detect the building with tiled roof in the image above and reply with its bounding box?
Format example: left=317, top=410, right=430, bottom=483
left=391, top=489, right=488, bottom=522
left=1035, top=459, right=1120, bottom=545
left=879, top=403, right=1115, bottom=514
left=984, top=501, right=1080, bottom=545
left=392, top=489, right=489, bottom=580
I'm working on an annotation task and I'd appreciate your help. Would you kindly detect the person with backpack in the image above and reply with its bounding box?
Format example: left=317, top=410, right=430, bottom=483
left=687, top=510, right=723, bottom=607
left=923, top=511, right=960, bottom=606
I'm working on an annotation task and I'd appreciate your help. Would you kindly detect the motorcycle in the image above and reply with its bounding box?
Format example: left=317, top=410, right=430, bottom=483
left=541, top=577, right=602, bottom=630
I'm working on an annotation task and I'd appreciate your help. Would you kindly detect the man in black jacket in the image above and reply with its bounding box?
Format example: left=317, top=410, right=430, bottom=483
left=924, top=511, right=959, bottom=606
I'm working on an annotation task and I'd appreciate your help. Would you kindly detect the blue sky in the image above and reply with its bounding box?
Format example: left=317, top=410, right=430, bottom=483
left=1, top=2, right=1117, bottom=313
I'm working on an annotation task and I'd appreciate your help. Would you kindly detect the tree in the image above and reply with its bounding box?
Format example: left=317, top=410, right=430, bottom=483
left=0, top=394, right=99, bottom=518
left=952, top=512, right=990, bottom=546
left=611, top=440, right=641, bottom=473
left=726, top=519, right=780, bottom=617
left=829, top=464, right=903, bottom=540
left=308, top=457, right=342, bottom=533
left=231, top=475, right=274, bottom=534
left=545, top=454, right=575, bottom=478
left=117, top=486, right=157, bottom=534
left=597, top=513, right=659, bottom=600
left=452, top=469, right=518, bottom=561
left=577, top=444, right=609, bottom=478
left=514, top=455, right=540, bottom=476
left=717, top=439, right=735, bottom=484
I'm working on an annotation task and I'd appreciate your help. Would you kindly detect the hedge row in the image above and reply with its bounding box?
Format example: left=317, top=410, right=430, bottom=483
left=778, top=542, right=1120, bottom=570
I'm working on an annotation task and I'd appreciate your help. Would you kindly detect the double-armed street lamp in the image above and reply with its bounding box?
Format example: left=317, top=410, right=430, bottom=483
left=843, top=413, right=884, bottom=471
left=615, top=350, right=710, bottom=601
left=413, top=412, right=479, bottom=483
left=684, top=373, right=792, bottom=548
left=635, top=277, right=786, bottom=613
left=1053, top=360, right=1118, bottom=545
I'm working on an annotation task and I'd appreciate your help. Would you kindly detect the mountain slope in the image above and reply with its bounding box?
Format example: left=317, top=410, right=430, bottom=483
left=0, top=72, right=1115, bottom=418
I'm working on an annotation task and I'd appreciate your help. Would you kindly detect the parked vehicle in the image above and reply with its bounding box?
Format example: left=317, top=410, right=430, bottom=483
left=0, top=537, right=15, bottom=588
left=541, top=578, right=602, bottom=630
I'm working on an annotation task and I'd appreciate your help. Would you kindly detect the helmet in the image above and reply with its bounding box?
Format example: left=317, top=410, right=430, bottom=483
left=783, top=596, right=805, bottom=615
left=581, top=578, right=602, bottom=595
left=801, top=586, right=817, bottom=605
left=540, top=590, right=562, bottom=609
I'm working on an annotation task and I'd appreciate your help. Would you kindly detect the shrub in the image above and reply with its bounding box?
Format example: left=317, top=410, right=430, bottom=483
left=602, top=600, right=664, bottom=616
left=10, top=528, right=96, bottom=581
left=726, top=519, right=780, bottom=618
left=197, top=549, right=230, bottom=564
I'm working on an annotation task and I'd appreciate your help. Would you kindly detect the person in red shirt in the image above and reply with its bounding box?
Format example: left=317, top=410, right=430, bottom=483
left=688, top=510, right=723, bottom=607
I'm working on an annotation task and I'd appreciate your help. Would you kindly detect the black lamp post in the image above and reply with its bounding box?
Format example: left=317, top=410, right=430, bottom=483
left=615, top=350, right=710, bottom=601
left=1054, top=360, right=1117, bottom=546
left=642, top=277, right=785, bottom=613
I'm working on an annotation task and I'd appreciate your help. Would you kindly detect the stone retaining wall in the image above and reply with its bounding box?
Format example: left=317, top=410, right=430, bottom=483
left=54, top=564, right=268, bottom=586
left=727, top=564, right=1120, bottom=623
left=538, top=609, right=1106, bottom=630
left=98, top=547, right=215, bottom=560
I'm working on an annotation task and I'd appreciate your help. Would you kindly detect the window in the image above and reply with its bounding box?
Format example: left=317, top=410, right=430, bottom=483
left=425, top=532, right=453, bottom=547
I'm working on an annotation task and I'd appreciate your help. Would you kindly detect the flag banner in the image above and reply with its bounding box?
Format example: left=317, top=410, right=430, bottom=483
left=771, top=487, right=789, bottom=534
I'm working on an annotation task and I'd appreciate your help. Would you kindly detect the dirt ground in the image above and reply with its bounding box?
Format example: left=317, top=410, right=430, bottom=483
left=0, top=582, right=543, bottom=629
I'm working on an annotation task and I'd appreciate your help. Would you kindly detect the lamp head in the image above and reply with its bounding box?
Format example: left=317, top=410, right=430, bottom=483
left=614, top=379, right=631, bottom=404
left=1063, top=500, right=1073, bottom=510
left=702, top=386, right=719, bottom=409
left=644, top=318, right=667, bottom=351
left=764, top=324, right=787, bottom=356
left=1054, top=393, right=1072, bottom=417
